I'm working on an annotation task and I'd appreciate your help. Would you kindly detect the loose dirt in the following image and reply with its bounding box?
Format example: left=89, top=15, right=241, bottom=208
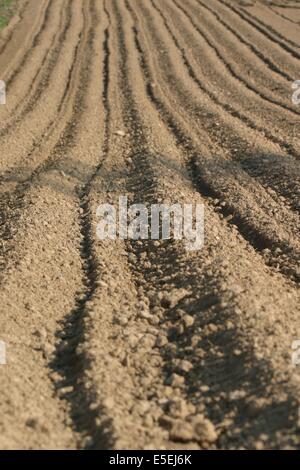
left=0, top=0, right=299, bottom=450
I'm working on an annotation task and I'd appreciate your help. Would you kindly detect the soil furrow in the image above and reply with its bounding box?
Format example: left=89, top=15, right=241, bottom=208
left=151, top=0, right=300, bottom=213
left=210, top=0, right=300, bottom=84
left=234, top=1, right=300, bottom=50
left=0, top=4, right=87, bottom=278
left=172, top=0, right=300, bottom=122
left=194, top=0, right=298, bottom=111
left=197, top=0, right=293, bottom=83
left=0, top=0, right=29, bottom=54
left=130, top=0, right=300, bottom=283
left=155, top=0, right=300, bottom=160
left=1, top=0, right=52, bottom=85
left=0, top=0, right=111, bottom=449
left=271, top=6, right=300, bottom=25
left=0, top=0, right=85, bottom=180
left=219, top=0, right=300, bottom=59
left=1, top=0, right=300, bottom=451
left=49, top=16, right=114, bottom=450
left=0, top=0, right=71, bottom=138
left=78, top=0, right=300, bottom=449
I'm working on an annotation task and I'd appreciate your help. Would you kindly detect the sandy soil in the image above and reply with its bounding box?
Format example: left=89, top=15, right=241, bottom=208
left=0, top=0, right=299, bottom=450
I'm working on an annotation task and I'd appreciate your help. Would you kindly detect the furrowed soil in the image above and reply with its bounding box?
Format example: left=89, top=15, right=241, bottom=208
left=0, top=0, right=299, bottom=450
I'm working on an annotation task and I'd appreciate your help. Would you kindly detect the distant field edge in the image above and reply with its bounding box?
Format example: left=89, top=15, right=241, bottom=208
left=0, top=0, right=20, bottom=31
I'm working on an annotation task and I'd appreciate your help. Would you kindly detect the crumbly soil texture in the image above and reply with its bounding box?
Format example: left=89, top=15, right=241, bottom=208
left=0, top=0, right=300, bottom=450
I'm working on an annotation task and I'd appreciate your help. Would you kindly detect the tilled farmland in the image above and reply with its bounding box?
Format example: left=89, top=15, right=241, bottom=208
left=0, top=0, right=300, bottom=450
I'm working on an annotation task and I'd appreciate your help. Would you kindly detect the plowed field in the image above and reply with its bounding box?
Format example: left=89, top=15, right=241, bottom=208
left=0, top=0, right=300, bottom=450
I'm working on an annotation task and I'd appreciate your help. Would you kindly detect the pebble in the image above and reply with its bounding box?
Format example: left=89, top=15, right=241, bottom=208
left=139, top=309, right=151, bottom=320
left=149, top=315, right=160, bottom=326
left=168, top=399, right=190, bottom=419
left=229, top=390, right=246, bottom=400
left=155, top=334, right=168, bottom=348
left=160, top=288, right=190, bottom=309
left=115, top=130, right=126, bottom=137
left=103, top=397, right=114, bottom=409
left=127, top=253, right=137, bottom=264
left=254, top=441, right=265, bottom=450
left=42, top=342, right=55, bottom=359
left=168, top=415, right=217, bottom=446
left=139, top=252, right=147, bottom=260
left=168, top=373, right=185, bottom=387
left=59, top=386, right=74, bottom=396
left=233, top=349, right=242, bottom=356
left=192, top=415, right=218, bottom=444
left=178, top=360, right=193, bottom=372
left=182, top=314, right=194, bottom=328
left=169, top=421, right=195, bottom=442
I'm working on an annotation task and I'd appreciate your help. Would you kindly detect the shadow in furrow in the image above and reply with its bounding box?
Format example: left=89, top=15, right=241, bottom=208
left=111, top=0, right=300, bottom=449
left=48, top=5, right=114, bottom=449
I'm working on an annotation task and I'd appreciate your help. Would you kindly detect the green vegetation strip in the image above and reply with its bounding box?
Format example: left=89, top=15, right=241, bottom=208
left=0, top=0, right=17, bottom=29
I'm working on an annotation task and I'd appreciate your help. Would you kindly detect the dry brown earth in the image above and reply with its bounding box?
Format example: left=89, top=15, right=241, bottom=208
left=0, top=0, right=299, bottom=450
